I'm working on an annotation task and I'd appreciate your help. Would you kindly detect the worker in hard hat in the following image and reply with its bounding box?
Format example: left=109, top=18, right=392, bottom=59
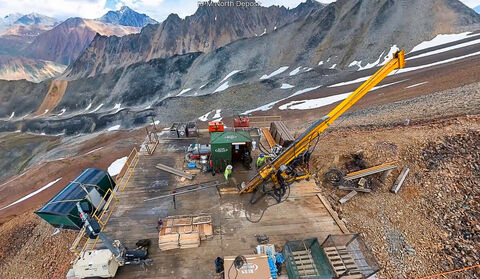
left=224, top=165, right=233, bottom=180
left=256, top=154, right=271, bottom=168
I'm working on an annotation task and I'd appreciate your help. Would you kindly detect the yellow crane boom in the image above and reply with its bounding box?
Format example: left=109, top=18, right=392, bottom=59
left=240, top=50, right=405, bottom=194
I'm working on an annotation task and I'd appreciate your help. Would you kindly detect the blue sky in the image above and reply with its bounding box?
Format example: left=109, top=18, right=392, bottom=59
left=0, top=0, right=478, bottom=22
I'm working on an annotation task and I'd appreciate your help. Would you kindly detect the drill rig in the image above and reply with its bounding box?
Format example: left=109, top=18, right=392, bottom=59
left=240, top=51, right=406, bottom=203
left=67, top=202, right=152, bottom=278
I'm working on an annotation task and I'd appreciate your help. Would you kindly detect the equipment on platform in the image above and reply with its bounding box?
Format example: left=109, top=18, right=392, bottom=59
left=170, top=122, right=197, bottom=138
left=36, top=168, right=115, bottom=230
left=208, top=121, right=224, bottom=133
left=234, top=115, right=250, bottom=128
left=210, top=131, right=252, bottom=171
left=239, top=50, right=406, bottom=204
left=186, top=122, right=198, bottom=137
left=67, top=202, right=152, bottom=278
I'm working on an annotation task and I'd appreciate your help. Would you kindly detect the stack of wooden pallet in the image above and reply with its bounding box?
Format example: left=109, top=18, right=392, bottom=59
left=270, top=121, right=294, bottom=147
left=158, top=215, right=213, bottom=251
left=323, top=246, right=363, bottom=279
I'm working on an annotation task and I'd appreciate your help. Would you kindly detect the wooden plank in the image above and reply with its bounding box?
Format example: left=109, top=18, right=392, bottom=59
left=339, top=190, right=358, bottom=204
left=155, top=163, right=194, bottom=180
left=262, top=128, right=276, bottom=148
left=391, top=167, right=409, bottom=194
left=344, top=161, right=397, bottom=180
left=338, top=186, right=371, bottom=193
left=316, top=193, right=350, bottom=234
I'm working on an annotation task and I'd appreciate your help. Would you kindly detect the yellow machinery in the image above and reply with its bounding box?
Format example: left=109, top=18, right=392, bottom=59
left=240, top=50, right=405, bottom=201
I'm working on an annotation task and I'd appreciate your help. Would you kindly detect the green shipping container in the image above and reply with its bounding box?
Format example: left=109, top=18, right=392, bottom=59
left=210, top=131, right=251, bottom=170
left=35, top=168, right=115, bottom=230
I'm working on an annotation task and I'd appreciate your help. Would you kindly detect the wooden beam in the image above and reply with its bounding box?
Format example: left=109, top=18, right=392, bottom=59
left=155, top=163, right=194, bottom=180
left=339, top=191, right=358, bottom=204
left=391, top=167, right=409, bottom=194
left=337, top=186, right=371, bottom=193
left=316, top=193, right=350, bottom=234
left=261, top=128, right=276, bottom=148
left=344, top=161, right=397, bottom=181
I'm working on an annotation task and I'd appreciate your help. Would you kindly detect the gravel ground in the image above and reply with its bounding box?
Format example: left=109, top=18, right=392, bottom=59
left=308, top=117, right=480, bottom=278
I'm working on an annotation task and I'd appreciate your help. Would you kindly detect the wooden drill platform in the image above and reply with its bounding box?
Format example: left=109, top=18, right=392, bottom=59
left=96, top=134, right=343, bottom=278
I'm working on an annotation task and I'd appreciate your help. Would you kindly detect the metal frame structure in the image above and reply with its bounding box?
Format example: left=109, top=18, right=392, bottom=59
left=70, top=147, right=140, bottom=255
left=240, top=51, right=406, bottom=194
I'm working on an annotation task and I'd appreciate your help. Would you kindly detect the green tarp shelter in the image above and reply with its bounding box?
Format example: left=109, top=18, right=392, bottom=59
left=35, top=168, right=115, bottom=230
left=210, top=131, right=252, bottom=171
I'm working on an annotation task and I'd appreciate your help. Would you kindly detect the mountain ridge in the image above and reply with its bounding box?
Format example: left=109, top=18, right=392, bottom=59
left=98, top=6, right=158, bottom=27
left=65, top=0, right=325, bottom=78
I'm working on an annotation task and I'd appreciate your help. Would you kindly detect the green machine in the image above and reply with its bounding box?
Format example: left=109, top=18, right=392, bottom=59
left=35, top=168, right=115, bottom=230
left=210, top=131, right=252, bottom=171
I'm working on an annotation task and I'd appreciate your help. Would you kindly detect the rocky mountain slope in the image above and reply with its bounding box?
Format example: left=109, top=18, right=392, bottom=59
left=0, top=55, right=66, bottom=82
left=65, top=0, right=324, bottom=78
left=25, top=17, right=140, bottom=65
left=1, top=0, right=480, bottom=133
left=98, top=6, right=158, bottom=27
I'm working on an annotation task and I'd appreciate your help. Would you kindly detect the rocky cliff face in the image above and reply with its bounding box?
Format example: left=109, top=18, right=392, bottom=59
left=98, top=6, right=158, bottom=27
left=25, top=18, right=140, bottom=65
left=65, top=0, right=324, bottom=78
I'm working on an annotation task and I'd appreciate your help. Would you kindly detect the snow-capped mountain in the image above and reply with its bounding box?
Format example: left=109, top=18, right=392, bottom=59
left=98, top=6, right=157, bottom=27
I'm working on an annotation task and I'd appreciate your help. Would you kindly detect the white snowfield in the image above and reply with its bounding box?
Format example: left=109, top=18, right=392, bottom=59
left=214, top=82, right=229, bottom=93
left=108, top=157, right=128, bottom=176
left=107, top=124, right=121, bottom=131
left=91, top=104, right=104, bottom=113
left=57, top=108, right=66, bottom=116
left=198, top=110, right=212, bottom=121
left=113, top=103, right=121, bottom=112
left=405, top=81, right=428, bottom=89
left=260, top=66, right=289, bottom=80
left=199, top=109, right=222, bottom=121
left=280, top=80, right=408, bottom=111
left=244, top=85, right=321, bottom=113
left=410, top=32, right=473, bottom=52
left=407, top=37, right=480, bottom=60
left=85, top=102, right=92, bottom=111
left=178, top=88, right=192, bottom=96
left=280, top=83, right=294, bottom=89
left=0, top=177, right=62, bottom=211
left=9, top=112, right=15, bottom=119
left=212, top=109, right=222, bottom=120
left=289, top=67, right=302, bottom=76
left=221, top=70, right=240, bottom=83
left=330, top=49, right=480, bottom=88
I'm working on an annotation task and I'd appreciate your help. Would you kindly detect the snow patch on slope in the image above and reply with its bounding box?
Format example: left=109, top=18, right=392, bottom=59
left=107, top=125, right=120, bottom=131
left=178, top=88, right=192, bottom=96
left=260, top=66, right=289, bottom=80
left=0, top=178, right=62, bottom=211
left=410, top=32, right=473, bottom=52
left=289, top=67, right=301, bottom=76
left=108, top=157, right=128, bottom=176
left=281, top=80, right=408, bottom=111
left=214, top=82, right=229, bottom=93
left=280, top=83, right=294, bottom=89
left=221, top=70, right=240, bottom=83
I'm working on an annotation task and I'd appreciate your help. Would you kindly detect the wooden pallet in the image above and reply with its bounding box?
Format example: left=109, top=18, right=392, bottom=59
left=159, top=215, right=213, bottom=250
left=323, top=246, right=363, bottom=279
left=290, top=250, right=319, bottom=278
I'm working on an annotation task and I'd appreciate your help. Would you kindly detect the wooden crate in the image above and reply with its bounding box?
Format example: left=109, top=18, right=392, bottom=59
left=158, top=233, right=179, bottom=251
left=179, top=232, right=200, bottom=249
